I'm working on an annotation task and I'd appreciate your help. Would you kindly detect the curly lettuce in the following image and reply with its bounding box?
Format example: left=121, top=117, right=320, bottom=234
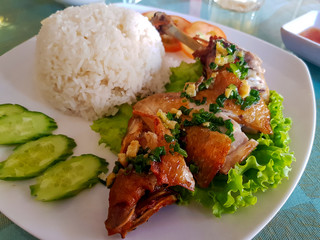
left=177, top=90, right=295, bottom=217
left=91, top=104, right=132, bottom=153
left=165, top=59, right=203, bottom=92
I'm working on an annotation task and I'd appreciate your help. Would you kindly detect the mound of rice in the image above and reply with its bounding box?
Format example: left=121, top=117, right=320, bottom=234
left=36, top=3, right=173, bottom=120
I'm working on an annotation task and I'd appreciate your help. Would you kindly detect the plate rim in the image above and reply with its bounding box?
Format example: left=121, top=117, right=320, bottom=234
left=0, top=3, right=316, bottom=240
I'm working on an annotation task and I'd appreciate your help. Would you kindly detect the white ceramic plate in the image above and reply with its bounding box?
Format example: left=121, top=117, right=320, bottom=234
left=281, top=10, right=320, bottom=67
left=0, top=4, right=316, bottom=240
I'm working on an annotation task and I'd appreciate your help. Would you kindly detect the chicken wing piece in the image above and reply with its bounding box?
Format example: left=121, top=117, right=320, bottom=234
left=184, top=126, right=231, bottom=188
left=151, top=12, right=269, bottom=103
left=194, top=70, right=272, bottom=134
left=133, top=110, right=195, bottom=191
left=193, top=37, right=269, bottom=103
left=183, top=111, right=258, bottom=187
left=105, top=169, right=176, bottom=238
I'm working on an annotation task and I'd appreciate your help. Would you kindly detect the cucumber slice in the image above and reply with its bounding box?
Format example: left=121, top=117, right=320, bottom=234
left=0, top=104, right=27, bottom=117
left=0, top=111, right=57, bottom=145
left=30, top=154, right=108, bottom=201
left=0, top=135, right=76, bottom=180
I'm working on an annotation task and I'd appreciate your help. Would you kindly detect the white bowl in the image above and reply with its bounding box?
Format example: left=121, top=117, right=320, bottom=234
left=281, top=10, right=320, bottom=66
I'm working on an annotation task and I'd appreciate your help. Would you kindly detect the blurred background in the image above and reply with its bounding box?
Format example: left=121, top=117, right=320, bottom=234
left=1, top=0, right=319, bottom=55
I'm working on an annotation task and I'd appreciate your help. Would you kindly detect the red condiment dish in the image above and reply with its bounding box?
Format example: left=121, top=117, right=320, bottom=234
left=281, top=10, right=320, bottom=67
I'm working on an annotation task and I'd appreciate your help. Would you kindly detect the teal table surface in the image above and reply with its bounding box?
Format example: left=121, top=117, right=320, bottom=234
left=0, top=0, right=319, bottom=239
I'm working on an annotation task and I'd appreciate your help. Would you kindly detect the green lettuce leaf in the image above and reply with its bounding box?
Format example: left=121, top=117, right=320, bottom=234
left=165, top=59, right=203, bottom=92
left=90, top=104, right=132, bottom=153
left=176, top=90, right=295, bottom=217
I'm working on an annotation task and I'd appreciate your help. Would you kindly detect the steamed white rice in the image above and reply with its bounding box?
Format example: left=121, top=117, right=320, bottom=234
left=36, top=3, right=175, bottom=120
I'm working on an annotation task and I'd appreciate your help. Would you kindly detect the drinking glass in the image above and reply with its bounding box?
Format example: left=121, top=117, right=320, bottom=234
left=211, top=0, right=265, bottom=12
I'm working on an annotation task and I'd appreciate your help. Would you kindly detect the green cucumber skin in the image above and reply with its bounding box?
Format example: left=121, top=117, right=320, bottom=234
left=30, top=154, right=108, bottom=202
left=30, top=177, right=99, bottom=201
left=0, top=135, right=76, bottom=180
left=0, top=111, right=57, bottom=145
left=0, top=104, right=27, bottom=117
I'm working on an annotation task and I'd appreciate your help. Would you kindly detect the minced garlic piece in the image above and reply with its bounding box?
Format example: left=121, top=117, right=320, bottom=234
left=185, top=83, right=197, bottom=97
left=215, top=53, right=234, bottom=66
left=211, top=72, right=218, bottom=78
left=225, top=87, right=233, bottom=98
left=157, top=109, right=177, bottom=129
left=202, top=122, right=210, bottom=127
left=118, top=153, right=128, bottom=167
left=106, top=172, right=116, bottom=187
left=216, top=41, right=228, bottom=56
left=237, top=50, right=245, bottom=58
left=239, top=80, right=250, bottom=98
left=98, top=172, right=108, bottom=183
left=225, top=84, right=237, bottom=98
left=157, top=109, right=168, bottom=122
left=126, top=140, right=140, bottom=158
left=165, top=120, right=177, bottom=129
left=170, top=108, right=182, bottom=118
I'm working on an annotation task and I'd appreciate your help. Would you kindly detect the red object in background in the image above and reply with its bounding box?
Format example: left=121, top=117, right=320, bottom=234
left=300, top=27, right=320, bottom=44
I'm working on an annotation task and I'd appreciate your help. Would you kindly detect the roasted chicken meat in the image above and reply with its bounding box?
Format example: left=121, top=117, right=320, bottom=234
left=105, top=12, right=272, bottom=238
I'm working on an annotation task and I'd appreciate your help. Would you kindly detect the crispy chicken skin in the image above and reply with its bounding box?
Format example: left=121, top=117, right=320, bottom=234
left=106, top=13, right=273, bottom=238
left=106, top=104, right=195, bottom=238
left=105, top=170, right=176, bottom=238
left=193, top=37, right=270, bottom=103
left=119, top=107, right=196, bottom=191
left=134, top=110, right=195, bottom=190
left=194, top=70, right=272, bottom=134
left=184, top=126, right=231, bottom=188
left=133, top=92, right=189, bottom=115
left=106, top=88, right=262, bottom=236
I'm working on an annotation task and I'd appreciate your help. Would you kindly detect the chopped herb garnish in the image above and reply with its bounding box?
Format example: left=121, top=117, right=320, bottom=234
left=179, top=106, right=193, bottom=115
left=224, top=119, right=235, bottom=141
left=166, top=112, right=174, bottom=120
left=238, top=56, right=246, bottom=65
left=228, top=62, right=249, bottom=80
left=216, top=94, right=227, bottom=107
left=228, top=63, right=241, bottom=78
left=181, top=91, right=207, bottom=106
left=180, top=91, right=187, bottom=98
left=227, top=44, right=237, bottom=55
left=172, top=142, right=188, bottom=157
left=189, top=163, right=199, bottom=174
left=217, top=40, right=225, bottom=47
left=131, top=154, right=151, bottom=173
left=195, top=97, right=207, bottom=106
left=241, top=89, right=261, bottom=110
left=209, top=103, right=221, bottom=113
left=182, top=108, right=234, bottom=141
left=217, top=84, right=260, bottom=110
left=209, top=62, right=218, bottom=70
left=164, top=134, right=175, bottom=143
left=226, top=84, right=244, bottom=105
left=150, top=146, right=166, bottom=162
left=113, top=146, right=167, bottom=174
left=171, top=123, right=181, bottom=139
left=198, top=77, right=214, bottom=91
left=165, top=134, right=188, bottom=157
left=112, top=161, right=123, bottom=174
